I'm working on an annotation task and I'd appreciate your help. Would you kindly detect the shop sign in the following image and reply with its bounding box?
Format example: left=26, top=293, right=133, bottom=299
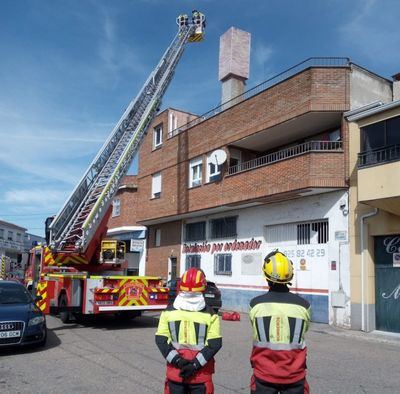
left=0, top=239, right=23, bottom=251
left=130, top=239, right=144, bottom=252
left=383, top=236, right=400, bottom=268
left=182, top=238, right=262, bottom=254
left=335, top=231, right=347, bottom=241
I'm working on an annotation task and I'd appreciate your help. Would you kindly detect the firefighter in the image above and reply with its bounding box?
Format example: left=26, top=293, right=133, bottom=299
left=192, top=10, right=206, bottom=28
left=249, top=250, right=311, bottom=394
left=176, top=14, right=188, bottom=29
left=155, top=267, right=222, bottom=393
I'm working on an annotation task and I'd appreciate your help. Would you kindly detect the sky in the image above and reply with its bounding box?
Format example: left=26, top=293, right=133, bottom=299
left=1, top=0, right=400, bottom=236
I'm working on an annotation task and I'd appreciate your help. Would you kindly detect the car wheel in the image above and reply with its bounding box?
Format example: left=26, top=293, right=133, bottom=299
left=59, top=295, right=70, bottom=324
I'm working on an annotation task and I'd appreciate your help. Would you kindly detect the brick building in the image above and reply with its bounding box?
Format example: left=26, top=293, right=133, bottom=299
left=107, top=175, right=146, bottom=275
left=131, top=29, right=394, bottom=326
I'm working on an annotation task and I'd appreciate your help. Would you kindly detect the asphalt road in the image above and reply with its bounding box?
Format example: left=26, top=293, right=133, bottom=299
left=1, top=313, right=399, bottom=393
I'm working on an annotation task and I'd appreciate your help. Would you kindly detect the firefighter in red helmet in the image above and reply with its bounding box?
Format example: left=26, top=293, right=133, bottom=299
left=156, top=267, right=222, bottom=393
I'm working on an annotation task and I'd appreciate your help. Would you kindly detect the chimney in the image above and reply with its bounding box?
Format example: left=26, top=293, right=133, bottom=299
left=219, top=27, right=251, bottom=109
left=393, top=73, right=400, bottom=101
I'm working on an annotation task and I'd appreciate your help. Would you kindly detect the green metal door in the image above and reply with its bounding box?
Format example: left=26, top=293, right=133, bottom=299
left=374, top=236, right=400, bottom=333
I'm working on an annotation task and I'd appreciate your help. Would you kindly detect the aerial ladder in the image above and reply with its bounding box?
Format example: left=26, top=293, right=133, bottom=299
left=25, top=12, right=206, bottom=322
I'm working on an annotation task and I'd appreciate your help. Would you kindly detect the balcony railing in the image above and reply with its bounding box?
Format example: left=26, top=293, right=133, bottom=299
left=228, top=141, right=343, bottom=175
left=358, top=144, right=400, bottom=168
left=168, top=57, right=350, bottom=138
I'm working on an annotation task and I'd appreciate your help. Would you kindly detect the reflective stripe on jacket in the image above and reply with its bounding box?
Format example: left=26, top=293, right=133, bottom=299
left=156, top=304, right=222, bottom=384
left=249, top=289, right=311, bottom=384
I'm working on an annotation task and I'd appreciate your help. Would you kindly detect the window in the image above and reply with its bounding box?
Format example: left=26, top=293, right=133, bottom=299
left=16, top=233, right=22, bottom=242
left=153, top=125, right=163, bottom=148
left=112, top=198, right=121, bottom=217
left=155, top=228, right=161, bottom=247
left=229, top=148, right=242, bottom=168
left=185, top=221, right=206, bottom=242
left=169, top=112, right=178, bottom=134
left=8, top=231, right=13, bottom=241
left=297, top=220, right=329, bottom=245
left=361, top=115, right=400, bottom=151
left=189, top=157, right=202, bottom=187
left=386, top=116, right=400, bottom=146
left=206, top=153, right=223, bottom=183
left=151, top=172, right=162, bottom=198
left=185, top=254, right=201, bottom=269
left=210, top=216, right=237, bottom=239
left=362, top=122, right=385, bottom=151
left=214, top=254, right=232, bottom=275
left=0, top=229, right=3, bottom=239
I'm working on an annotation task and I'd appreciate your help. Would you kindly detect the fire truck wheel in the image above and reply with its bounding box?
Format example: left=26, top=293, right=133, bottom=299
left=115, top=311, right=142, bottom=320
left=59, top=295, right=71, bottom=324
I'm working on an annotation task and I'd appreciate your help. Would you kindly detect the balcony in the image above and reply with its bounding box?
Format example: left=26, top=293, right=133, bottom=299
left=358, top=145, right=400, bottom=216
left=168, top=57, right=350, bottom=138
left=229, top=141, right=342, bottom=175
left=358, top=144, right=400, bottom=168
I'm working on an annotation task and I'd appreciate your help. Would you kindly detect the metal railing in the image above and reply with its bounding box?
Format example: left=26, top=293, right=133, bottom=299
left=168, top=57, right=350, bottom=138
left=358, top=144, right=400, bottom=168
left=228, top=141, right=343, bottom=175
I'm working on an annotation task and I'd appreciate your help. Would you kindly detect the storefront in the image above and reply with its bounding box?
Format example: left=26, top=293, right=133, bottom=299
left=180, top=191, right=350, bottom=325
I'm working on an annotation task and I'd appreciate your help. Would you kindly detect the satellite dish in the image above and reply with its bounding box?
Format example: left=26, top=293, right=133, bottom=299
left=209, top=149, right=227, bottom=165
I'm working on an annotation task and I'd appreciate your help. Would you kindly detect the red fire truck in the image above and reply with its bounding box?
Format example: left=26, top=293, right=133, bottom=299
left=24, top=11, right=206, bottom=323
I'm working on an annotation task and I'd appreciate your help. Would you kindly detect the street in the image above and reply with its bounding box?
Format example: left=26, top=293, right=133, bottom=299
left=0, top=313, right=399, bottom=394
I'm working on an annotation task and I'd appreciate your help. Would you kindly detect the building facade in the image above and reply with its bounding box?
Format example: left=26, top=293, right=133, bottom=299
left=346, top=94, right=400, bottom=333
left=131, top=19, right=397, bottom=328
left=0, top=220, right=27, bottom=280
left=106, top=175, right=147, bottom=275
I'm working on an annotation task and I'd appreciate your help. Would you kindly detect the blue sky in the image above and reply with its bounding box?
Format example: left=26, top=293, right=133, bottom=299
left=1, top=0, right=399, bottom=236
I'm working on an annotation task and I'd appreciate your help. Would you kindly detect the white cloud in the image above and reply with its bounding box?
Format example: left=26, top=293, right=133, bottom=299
left=96, top=6, right=147, bottom=84
left=253, top=42, right=273, bottom=68
left=340, top=0, right=400, bottom=64
left=3, top=188, right=68, bottom=209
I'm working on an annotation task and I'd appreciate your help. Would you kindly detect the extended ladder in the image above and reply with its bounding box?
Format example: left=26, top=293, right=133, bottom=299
left=49, top=13, right=205, bottom=254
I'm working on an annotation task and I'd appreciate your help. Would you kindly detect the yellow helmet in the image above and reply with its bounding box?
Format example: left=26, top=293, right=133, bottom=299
left=262, top=250, right=293, bottom=284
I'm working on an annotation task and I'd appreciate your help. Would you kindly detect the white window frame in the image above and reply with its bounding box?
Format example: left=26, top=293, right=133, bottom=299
left=189, top=157, right=202, bottom=188
left=153, top=124, right=163, bottom=149
left=185, top=254, right=201, bottom=270
left=151, top=172, right=162, bottom=199
left=112, top=198, right=121, bottom=217
left=214, top=253, right=232, bottom=276
left=0, top=229, right=3, bottom=239
left=7, top=231, right=13, bottom=241
left=206, top=153, right=223, bottom=183
left=169, top=111, right=178, bottom=134
left=155, top=228, right=161, bottom=247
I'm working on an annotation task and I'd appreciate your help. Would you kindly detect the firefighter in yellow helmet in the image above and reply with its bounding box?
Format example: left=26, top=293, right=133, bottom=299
left=155, top=267, right=222, bottom=393
left=249, top=250, right=311, bottom=393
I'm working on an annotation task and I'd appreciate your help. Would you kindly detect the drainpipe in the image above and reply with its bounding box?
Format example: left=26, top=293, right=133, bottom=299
left=360, top=207, right=378, bottom=331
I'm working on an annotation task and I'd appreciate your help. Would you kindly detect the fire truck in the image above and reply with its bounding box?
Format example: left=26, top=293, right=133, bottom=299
left=24, top=12, right=206, bottom=323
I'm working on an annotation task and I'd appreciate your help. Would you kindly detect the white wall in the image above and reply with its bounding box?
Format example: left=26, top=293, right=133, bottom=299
left=180, top=191, right=350, bottom=326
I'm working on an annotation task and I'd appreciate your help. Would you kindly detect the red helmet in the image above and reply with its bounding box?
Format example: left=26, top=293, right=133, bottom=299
left=179, top=268, right=206, bottom=292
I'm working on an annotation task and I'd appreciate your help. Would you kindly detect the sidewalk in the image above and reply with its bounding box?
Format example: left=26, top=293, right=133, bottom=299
left=309, top=321, right=400, bottom=346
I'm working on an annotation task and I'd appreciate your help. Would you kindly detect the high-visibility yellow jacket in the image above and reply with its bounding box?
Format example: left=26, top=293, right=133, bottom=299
left=249, top=288, right=311, bottom=384
left=156, top=304, right=222, bottom=383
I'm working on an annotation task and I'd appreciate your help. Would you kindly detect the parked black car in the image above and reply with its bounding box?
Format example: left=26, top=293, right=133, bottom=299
left=165, top=278, right=222, bottom=312
left=0, top=280, right=47, bottom=348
